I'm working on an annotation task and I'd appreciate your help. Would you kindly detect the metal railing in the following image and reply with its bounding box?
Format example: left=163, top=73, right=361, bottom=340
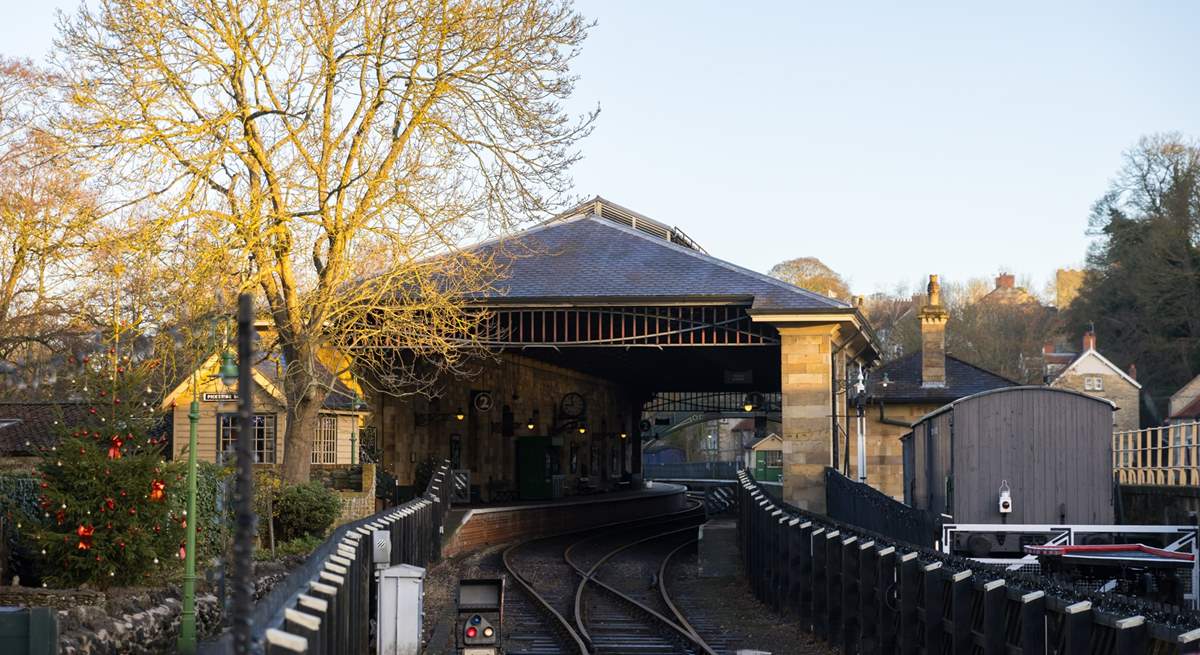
left=1114, top=421, right=1200, bottom=486
left=201, top=460, right=452, bottom=654
left=737, top=471, right=1200, bottom=654
left=824, top=468, right=942, bottom=548
left=643, top=461, right=739, bottom=480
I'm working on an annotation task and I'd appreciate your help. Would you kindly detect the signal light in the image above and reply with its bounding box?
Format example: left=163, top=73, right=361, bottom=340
left=483, top=627, right=494, bottom=638
left=466, top=626, right=477, bottom=638
left=471, top=615, right=481, bottom=625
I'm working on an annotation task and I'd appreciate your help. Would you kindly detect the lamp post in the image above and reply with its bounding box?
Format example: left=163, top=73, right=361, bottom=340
left=179, top=343, right=238, bottom=654
left=853, top=366, right=868, bottom=484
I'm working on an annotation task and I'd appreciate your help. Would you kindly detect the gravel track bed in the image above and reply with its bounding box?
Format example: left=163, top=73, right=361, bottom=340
left=666, top=549, right=835, bottom=655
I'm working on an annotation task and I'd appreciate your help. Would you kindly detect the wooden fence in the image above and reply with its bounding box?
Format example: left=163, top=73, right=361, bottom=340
left=200, top=460, right=452, bottom=654
left=1114, top=421, right=1200, bottom=486
left=738, top=471, right=1200, bottom=654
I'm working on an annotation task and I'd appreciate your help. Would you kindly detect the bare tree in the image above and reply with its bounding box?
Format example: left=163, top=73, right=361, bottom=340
left=56, top=0, right=596, bottom=482
left=768, top=257, right=851, bottom=300
left=0, top=58, right=98, bottom=392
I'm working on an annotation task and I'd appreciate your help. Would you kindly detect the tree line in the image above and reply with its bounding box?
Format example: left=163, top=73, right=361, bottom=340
left=770, top=134, right=1200, bottom=424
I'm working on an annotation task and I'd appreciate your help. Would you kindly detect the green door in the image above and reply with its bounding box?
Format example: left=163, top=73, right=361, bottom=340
left=755, top=450, right=783, bottom=482
left=517, top=436, right=552, bottom=500
left=755, top=450, right=768, bottom=480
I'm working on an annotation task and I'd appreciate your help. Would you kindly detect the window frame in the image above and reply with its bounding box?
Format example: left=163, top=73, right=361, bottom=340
left=217, top=412, right=278, bottom=464
left=1084, top=375, right=1104, bottom=392
left=313, top=414, right=338, bottom=465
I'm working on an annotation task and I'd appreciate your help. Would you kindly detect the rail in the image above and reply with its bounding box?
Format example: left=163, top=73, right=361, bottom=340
left=737, top=471, right=1200, bottom=654
left=1114, top=420, right=1200, bottom=485
left=201, top=460, right=452, bottom=654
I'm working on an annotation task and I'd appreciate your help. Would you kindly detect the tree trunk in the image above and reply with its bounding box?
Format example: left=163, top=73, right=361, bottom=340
left=280, top=377, right=324, bottom=484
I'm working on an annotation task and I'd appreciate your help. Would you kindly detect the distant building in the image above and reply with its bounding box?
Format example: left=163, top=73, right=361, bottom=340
left=1045, top=332, right=1141, bottom=431
left=1167, top=374, right=1200, bottom=425
left=978, top=273, right=1040, bottom=306
left=860, top=275, right=1018, bottom=499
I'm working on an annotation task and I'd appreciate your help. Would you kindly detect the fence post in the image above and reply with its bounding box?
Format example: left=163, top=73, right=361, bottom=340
left=785, top=517, right=802, bottom=616
left=827, top=530, right=844, bottom=645
left=948, top=570, right=972, bottom=654
left=775, top=512, right=791, bottom=613
left=1062, top=601, right=1092, bottom=655
left=1019, top=590, right=1046, bottom=655
left=265, top=629, right=308, bottom=654
left=283, top=608, right=322, bottom=655
left=812, top=527, right=828, bottom=640
left=980, top=579, right=1005, bottom=655
left=858, top=541, right=877, bottom=655
left=922, top=562, right=945, bottom=655
left=1113, top=615, right=1147, bottom=655
left=769, top=509, right=784, bottom=610
left=897, top=552, right=919, bottom=655
left=876, top=546, right=897, bottom=655
left=841, top=536, right=860, bottom=654
left=796, top=521, right=814, bottom=627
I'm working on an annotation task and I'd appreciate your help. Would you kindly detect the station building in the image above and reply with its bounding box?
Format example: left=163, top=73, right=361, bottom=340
left=368, top=198, right=879, bottom=510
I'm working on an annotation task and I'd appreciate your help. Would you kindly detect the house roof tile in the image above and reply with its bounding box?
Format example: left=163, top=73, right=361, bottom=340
left=870, top=352, right=1018, bottom=404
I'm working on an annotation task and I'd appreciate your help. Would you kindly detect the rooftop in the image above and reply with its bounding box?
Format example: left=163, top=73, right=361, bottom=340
left=870, top=351, right=1018, bottom=404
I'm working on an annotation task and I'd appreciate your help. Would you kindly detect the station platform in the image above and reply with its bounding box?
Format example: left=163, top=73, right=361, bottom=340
left=441, top=482, right=688, bottom=557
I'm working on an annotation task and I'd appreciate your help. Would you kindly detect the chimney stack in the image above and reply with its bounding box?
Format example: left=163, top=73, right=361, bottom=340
left=919, top=274, right=949, bottom=388
left=995, top=273, right=1015, bottom=289
left=1127, top=362, right=1137, bottom=381
left=1082, top=331, right=1096, bottom=351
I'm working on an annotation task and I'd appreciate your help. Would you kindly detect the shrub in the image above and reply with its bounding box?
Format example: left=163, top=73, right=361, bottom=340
left=254, top=534, right=322, bottom=561
left=273, top=482, right=340, bottom=542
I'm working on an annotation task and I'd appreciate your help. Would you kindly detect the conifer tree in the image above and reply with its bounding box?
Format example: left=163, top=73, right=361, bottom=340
left=28, top=349, right=185, bottom=588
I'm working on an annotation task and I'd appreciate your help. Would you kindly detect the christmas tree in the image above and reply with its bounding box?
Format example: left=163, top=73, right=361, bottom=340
left=27, top=349, right=186, bottom=588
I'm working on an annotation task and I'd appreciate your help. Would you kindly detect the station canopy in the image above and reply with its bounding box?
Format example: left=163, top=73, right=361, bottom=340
left=456, top=197, right=878, bottom=393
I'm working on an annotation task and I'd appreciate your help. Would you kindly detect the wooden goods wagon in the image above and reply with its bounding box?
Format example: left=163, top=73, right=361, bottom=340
left=902, top=386, right=1115, bottom=525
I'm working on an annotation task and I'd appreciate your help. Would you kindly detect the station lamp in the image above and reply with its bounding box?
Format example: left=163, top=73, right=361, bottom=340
left=218, top=350, right=239, bottom=386
left=525, top=410, right=539, bottom=431
left=455, top=407, right=465, bottom=421
left=619, top=431, right=627, bottom=439
left=577, top=422, right=587, bottom=434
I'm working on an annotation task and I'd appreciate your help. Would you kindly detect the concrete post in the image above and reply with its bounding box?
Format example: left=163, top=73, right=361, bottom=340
left=778, top=325, right=837, bottom=512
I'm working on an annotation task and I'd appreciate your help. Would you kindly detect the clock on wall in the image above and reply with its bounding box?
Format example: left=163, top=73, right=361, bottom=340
left=559, top=392, right=586, bottom=418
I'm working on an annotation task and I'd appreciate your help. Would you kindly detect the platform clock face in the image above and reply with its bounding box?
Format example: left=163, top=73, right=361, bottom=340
left=560, top=392, right=586, bottom=418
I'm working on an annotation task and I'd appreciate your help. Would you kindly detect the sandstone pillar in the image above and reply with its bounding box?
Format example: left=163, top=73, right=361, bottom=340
left=779, top=325, right=837, bottom=512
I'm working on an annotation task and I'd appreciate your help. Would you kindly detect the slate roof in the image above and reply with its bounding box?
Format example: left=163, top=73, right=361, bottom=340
left=468, top=206, right=852, bottom=312
left=0, top=402, right=92, bottom=456
left=869, top=352, right=1018, bottom=404
left=1170, top=395, right=1200, bottom=420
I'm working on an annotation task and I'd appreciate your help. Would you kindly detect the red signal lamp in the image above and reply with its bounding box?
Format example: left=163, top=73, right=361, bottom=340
left=466, top=626, right=477, bottom=639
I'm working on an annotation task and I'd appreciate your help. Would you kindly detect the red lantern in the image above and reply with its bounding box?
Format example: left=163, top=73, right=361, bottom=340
left=76, top=524, right=95, bottom=550
left=105, top=497, right=115, bottom=511
left=149, top=479, right=166, bottom=502
left=107, top=435, right=124, bottom=460
left=55, top=509, right=65, bottom=525
left=178, top=543, right=186, bottom=560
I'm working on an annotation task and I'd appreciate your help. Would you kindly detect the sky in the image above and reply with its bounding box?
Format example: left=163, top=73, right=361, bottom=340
left=4, top=1, right=1199, bottom=296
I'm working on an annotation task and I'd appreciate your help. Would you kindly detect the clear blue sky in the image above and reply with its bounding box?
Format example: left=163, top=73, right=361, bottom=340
left=5, top=1, right=1199, bottom=295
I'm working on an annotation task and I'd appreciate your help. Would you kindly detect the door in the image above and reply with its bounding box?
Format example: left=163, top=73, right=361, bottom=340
left=517, top=436, right=552, bottom=500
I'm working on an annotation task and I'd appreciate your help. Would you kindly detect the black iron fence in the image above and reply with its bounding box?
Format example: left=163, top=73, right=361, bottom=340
left=201, top=460, right=452, bottom=654
left=737, top=471, right=1200, bottom=654
left=643, top=460, right=739, bottom=480
left=825, top=468, right=942, bottom=548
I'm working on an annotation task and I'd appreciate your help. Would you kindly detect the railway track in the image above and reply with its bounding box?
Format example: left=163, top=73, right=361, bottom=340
left=502, top=501, right=729, bottom=655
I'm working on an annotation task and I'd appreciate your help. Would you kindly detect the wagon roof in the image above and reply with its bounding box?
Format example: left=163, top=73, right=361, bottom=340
left=912, top=384, right=1117, bottom=424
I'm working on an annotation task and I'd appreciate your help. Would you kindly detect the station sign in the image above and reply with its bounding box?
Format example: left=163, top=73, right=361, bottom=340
left=201, top=392, right=239, bottom=402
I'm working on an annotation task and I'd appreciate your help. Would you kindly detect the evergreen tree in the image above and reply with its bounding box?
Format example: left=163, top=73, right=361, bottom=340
left=27, top=350, right=185, bottom=588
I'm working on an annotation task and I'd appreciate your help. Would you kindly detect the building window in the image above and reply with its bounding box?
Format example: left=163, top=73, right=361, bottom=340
left=1084, top=376, right=1104, bottom=391
left=313, top=415, right=337, bottom=465
left=763, top=450, right=783, bottom=468
left=218, top=413, right=277, bottom=464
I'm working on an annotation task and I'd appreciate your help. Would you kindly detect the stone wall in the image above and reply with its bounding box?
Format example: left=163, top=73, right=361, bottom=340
left=334, top=463, right=377, bottom=524
left=849, top=401, right=941, bottom=500
left=778, top=325, right=836, bottom=512
left=370, top=352, right=632, bottom=500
